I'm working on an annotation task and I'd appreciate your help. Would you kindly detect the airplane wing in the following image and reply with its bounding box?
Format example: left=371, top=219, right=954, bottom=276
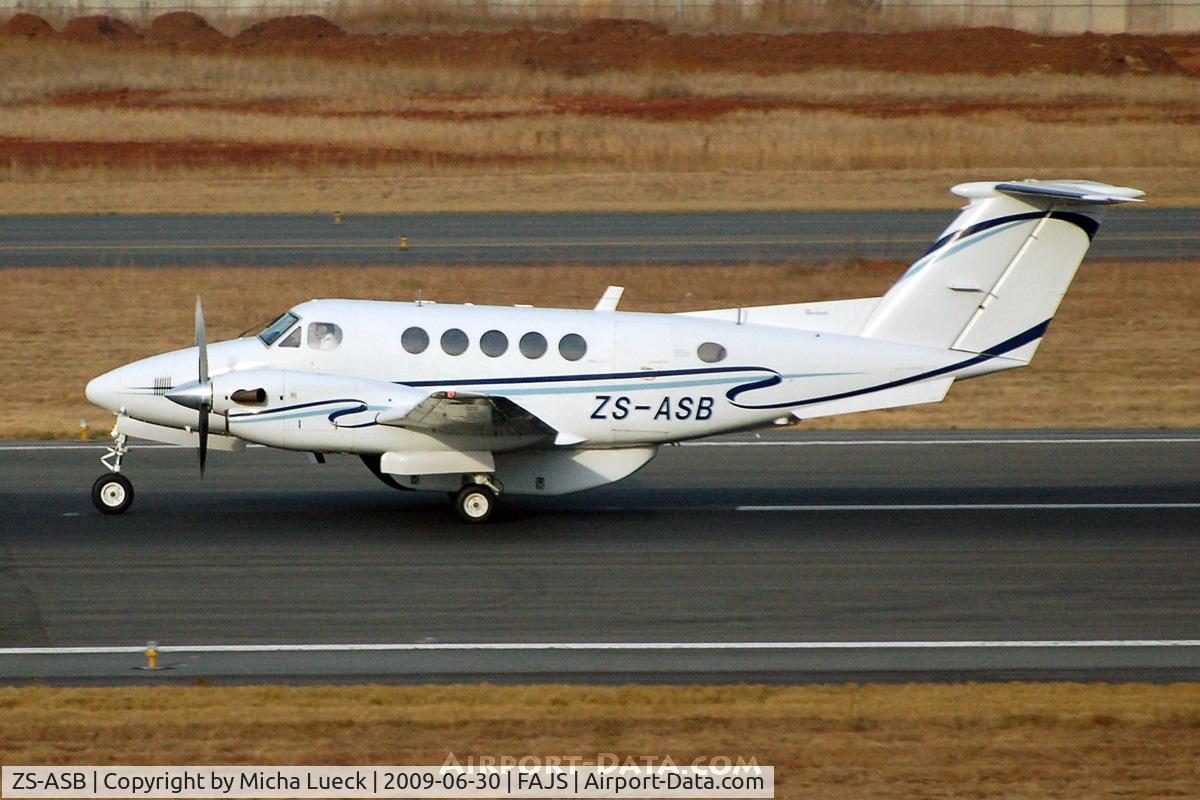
left=375, top=390, right=561, bottom=441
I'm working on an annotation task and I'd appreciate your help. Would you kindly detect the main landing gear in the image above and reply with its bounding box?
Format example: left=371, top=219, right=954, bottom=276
left=453, top=476, right=501, bottom=524
left=92, top=432, right=134, bottom=514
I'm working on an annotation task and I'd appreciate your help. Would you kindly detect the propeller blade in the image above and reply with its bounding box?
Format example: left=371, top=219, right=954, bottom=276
left=198, top=402, right=209, bottom=477
left=195, top=296, right=210, bottom=478
left=195, top=296, right=209, bottom=385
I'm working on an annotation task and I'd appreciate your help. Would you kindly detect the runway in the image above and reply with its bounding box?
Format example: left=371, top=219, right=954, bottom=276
left=1, top=208, right=1195, bottom=267
left=1, top=430, right=1197, bottom=685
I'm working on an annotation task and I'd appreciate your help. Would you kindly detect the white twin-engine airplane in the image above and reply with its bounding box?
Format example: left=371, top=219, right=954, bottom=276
left=85, top=179, right=1142, bottom=521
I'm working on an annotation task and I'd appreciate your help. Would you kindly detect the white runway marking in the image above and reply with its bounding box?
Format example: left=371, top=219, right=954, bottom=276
left=738, top=503, right=1200, bottom=512
left=684, top=437, right=1200, bottom=447
left=2, top=640, right=1199, bottom=656
left=2, top=436, right=1197, bottom=452
left=0, top=443, right=261, bottom=451
left=0, top=443, right=179, bottom=451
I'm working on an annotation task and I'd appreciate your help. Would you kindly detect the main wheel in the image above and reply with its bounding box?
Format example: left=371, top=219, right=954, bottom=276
left=454, top=484, right=496, bottom=523
left=92, top=473, right=134, bottom=515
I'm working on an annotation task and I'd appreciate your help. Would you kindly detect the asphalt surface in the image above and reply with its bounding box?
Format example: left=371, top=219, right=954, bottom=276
left=1, top=208, right=1195, bottom=267
left=1, top=430, right=1197, bottom=685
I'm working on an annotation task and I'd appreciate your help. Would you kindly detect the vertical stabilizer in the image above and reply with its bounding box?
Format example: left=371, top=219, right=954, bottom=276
left=859, top=180, right=1142, bottom=362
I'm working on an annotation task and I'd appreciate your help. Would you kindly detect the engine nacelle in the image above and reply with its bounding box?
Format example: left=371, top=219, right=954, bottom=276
left=214, top=368, right=428, bottom=450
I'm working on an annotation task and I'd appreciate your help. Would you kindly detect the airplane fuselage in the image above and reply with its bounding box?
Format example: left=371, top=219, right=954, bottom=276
left=87, top=298, right=1005, bottom=458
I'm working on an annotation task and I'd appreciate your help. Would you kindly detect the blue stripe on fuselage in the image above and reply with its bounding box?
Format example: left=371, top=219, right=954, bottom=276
left=726, top=319, right=1051, bottom=410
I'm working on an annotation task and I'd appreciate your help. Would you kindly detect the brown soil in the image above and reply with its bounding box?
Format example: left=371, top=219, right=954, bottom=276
left=61, top=15, right=141, bottom=42
left=301, top=23, right=1200, bottom=76
left=569, top=17, right=669, bottom=41
left=0, top=137, right=538, bottom=171
left=34, top=88, right=1200, bottom=126
left=497, top=25, right=1199, bottom=76
left=1, top=12, right=55, bottom=37
left=549, top=95, right=1200, bottom=123
left=145, top=11, right=224, bottom=46
left=231, top=14, right=344, bottom=46
left=7, top=12, right=1200, bottom=76
left=41, top=89, right=533, bottom=122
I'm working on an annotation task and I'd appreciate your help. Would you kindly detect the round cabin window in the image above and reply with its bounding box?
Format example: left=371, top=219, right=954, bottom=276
left=480, top=330, right=508, bottom=357
left=519, top=332, right=548, bottom=359
left=558, top=333, right=587, bottom=361
left=401, top=326, right=429, bottom=354
left=697, top=342, right=727, bottom=363
left=441, top=328, right=469, bottom=356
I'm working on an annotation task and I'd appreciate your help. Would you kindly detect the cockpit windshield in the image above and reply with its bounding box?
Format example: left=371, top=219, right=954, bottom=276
left=257, top=311, right=300, bottom=346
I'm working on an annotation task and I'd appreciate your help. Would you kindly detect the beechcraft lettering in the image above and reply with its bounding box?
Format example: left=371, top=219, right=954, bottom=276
left=85, top=180, right=1143, bottom=522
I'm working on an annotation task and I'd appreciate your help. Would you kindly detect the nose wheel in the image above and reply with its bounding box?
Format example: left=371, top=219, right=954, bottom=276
left=92, top=473, right=134, bottom=514
left=92, top=430, right=134, bottom=514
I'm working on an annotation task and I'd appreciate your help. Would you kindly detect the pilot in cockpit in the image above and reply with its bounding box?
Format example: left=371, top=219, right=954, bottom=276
left=309, top=322, right=342, bottom=351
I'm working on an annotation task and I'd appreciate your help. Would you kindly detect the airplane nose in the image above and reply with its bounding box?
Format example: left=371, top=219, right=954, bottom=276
left=85, top=367, right=123, bottom=411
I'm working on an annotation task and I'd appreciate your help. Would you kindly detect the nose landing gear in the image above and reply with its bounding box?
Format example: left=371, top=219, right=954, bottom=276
left=92, top=431, right=134, bottom=514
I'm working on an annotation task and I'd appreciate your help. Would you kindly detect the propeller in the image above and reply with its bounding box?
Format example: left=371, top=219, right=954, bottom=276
left=165, top=296, right=213, bottom=477
left=195, top=296, right=209, bottom=476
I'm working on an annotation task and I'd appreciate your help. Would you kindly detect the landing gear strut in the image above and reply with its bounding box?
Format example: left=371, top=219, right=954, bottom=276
left=453, top=475, right=501, bottom=523
left=92, top=431, right=134, bottom=514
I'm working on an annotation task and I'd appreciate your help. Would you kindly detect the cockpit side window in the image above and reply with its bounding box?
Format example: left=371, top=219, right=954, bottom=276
left=277, top=327, right=301, bottom=348
left=308, top=322, right=343, bottom=351
left=257, top=311, right=300, bottom=346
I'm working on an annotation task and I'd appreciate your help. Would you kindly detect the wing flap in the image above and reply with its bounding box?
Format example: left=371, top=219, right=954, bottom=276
left=377, top=391, right=559, bottom=440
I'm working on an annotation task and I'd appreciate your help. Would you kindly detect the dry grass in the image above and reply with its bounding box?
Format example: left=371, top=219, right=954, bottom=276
left=6, top=108, right=1200, bottom=173
left=6, top=43, right=1200, bottom=105
left=1, top=261, right=1196, bottom=439
left=1, top=683, right=1198, bottom=798
left=1, top=40, right=1198, bottom=211
left=2, top=168, right=1197, bottom=215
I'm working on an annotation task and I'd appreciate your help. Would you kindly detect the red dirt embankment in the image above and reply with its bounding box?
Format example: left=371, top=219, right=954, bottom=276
left=61, top=14, right=141, bottom=42
left=145, top=11, right=224, bottom=46
left=1, top=12, right=55, bottom=37
left=4, top=12, right=1199, bottom=76
left=232, top=14, right=344, bottom=45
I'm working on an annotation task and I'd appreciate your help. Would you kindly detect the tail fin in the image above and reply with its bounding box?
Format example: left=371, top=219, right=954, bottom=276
left=859, top=179, right=1142, bottom=362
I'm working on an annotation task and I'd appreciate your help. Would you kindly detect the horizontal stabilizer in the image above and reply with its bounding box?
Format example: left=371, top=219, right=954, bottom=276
left=990, top=180, right=1145, bottom=205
